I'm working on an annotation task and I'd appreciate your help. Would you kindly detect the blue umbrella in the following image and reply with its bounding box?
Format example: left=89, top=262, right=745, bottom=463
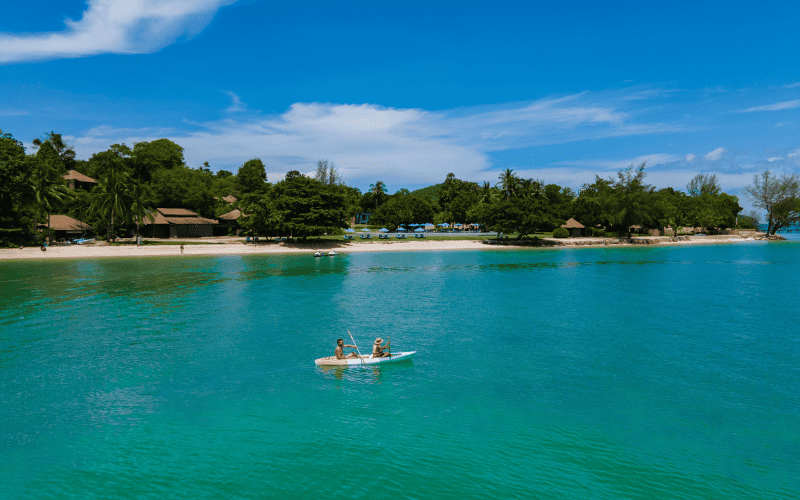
left=438, top=223, right=449, bottom=227
left=414, top=227, right=424, bottom=232
left=379, top=228, right=389, bottom=232
left=360, top=228, right=371, bottom=232
left=345, top=228, right=355, bottom=233
left=397, top=227, right=407, bottom=232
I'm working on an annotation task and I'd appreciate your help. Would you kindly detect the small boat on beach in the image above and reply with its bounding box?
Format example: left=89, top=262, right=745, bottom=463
left=314, top=251, right=322, bottom=257
left=328, top=251, right=338, bottom=256
left=315, top=351, right=416, bottom=366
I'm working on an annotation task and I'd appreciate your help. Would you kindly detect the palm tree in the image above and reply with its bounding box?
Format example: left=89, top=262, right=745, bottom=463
left=478, top=181, right=500, bottom=204
left=129, top=178, right=155, bottom=240
left=369, top=181, right=388, bottom=209
left=95, top=160, right=132, bottom=241
left=497, top=169, right=519, bottom=201
left=31, top=142, right=70, bottom=245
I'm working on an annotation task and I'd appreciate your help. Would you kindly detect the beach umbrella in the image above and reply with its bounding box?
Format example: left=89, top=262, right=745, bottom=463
left=415, top=227, right=424, bottom=232
left=397, top=227, right=407, bottom=232
left=360, top=228, right=371, bottom=232
left=455, top=223, right=463, bottom=227
left=345, top=228, right=355, bottom=233
left=438, top=223, right=449, bottom=227
left=379, top=228, right=389, bottom=232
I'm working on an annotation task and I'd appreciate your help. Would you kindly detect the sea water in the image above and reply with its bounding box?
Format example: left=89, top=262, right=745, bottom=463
left=1, top=243, right=799, bottom=499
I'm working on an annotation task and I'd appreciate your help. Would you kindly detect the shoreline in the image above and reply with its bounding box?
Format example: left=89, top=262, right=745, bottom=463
left=0, top=234, right=785, bottom=261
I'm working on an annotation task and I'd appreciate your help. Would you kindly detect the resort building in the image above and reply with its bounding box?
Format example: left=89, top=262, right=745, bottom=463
left=62, top=170, right=98, bottom=190
left=141, top=208, right=218, bottom=238
left=561, top=218, right=585, bottom=237
left=37, top=215, right=93, bottom=242
left=217, top=208, right=247, bottom=235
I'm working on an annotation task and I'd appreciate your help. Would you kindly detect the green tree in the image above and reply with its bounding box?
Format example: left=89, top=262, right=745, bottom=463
left=314, top=159, right=341, bottom=185
left=151, top=166, right=215, bottom=217
left=369, top=181, right=389, bottom=209
left=744, top=171, right=800, bottom=234
left=132, top=139, right=184, bottom=181
left=238, top=191, right=277, bottom=236
left=94, top=159, right=132, bottom=241
left=130, top=178, right=156, bottom=238
left=370, top=195, right=435, bottom=228
left=0, top=131, right=34, bottom=244
left=88, top=144, right=133, bottom=182
left=33, top=132, right=77, bottom=172
left=609, top=162, right=654, bottom=237
left=686, top=173, right=721, bottom=197
left=274, top=175, right=347, bottom=238
left=477, top=181, right=499, bottom=204
left=32, top=141, right=71, bottom=244
left=497, top=169, right=519, bottom=200
left=237, top=159, right=268, bottom=194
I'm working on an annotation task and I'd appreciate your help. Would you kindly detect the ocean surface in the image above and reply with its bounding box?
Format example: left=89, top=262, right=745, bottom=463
left=2, top=241, right=799, bottom=500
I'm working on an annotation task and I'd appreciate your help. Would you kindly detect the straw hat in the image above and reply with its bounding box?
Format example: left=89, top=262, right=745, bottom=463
left=375, top=338, right=383, bottom=344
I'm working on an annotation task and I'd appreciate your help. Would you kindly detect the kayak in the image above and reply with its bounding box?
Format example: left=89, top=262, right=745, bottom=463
left=315, top=351, right=416, bottom=366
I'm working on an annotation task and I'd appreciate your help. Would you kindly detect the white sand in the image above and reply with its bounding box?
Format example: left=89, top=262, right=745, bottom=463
left=0, top=234, right=770, bottom=261
left=0, top=239, right=496, bottom=260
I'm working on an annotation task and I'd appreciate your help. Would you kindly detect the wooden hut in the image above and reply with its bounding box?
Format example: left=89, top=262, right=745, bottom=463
left=37, top=215, right=93, bottom=242
left=217, top=208, right=248, bottom=236
left=141, top=208, right=218, bottom=238
left=561, top=218, right=585, bottom=237
left=62, top=170, right=98, bottom=190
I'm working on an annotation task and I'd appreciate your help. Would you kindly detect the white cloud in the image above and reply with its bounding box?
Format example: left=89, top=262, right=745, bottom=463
left=785, top=83, right=800, bottom=88
left=767, top=157, right=782, bottom=162
left=685, top=153, right=696, bottom=162
left=705, top=147, right=725, bottom=161
left=740, top=100, right=800, bottom=112
left=0, top=0, right=236, bottom=64
left=70, top=92, right=680, bottom=187
left=0, top=110, right=29, bottom=117
left=224, top=91, right=246, bottom=113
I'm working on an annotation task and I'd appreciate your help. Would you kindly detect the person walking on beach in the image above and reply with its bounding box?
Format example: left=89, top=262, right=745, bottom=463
left=180, top=244, right=184, bottom=255
left=373, top=338, right=390, bottom=358
left=335, top=339, right=359, bottom=359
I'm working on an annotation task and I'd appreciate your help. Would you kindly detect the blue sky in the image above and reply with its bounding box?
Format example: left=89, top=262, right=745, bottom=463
left=2, top=0, right=799, bottom=208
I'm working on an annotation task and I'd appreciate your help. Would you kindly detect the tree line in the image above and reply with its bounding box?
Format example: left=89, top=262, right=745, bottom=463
left=2, top=126, right=798, bottom=247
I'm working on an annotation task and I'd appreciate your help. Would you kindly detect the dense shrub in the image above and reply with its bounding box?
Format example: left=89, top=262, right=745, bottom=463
left=553, top=227, right=569, bottom=238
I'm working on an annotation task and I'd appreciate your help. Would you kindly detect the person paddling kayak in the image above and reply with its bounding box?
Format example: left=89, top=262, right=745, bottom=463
left=335, top=339, right=359, bottom=359
left=372, top=338, right=391, bottom=358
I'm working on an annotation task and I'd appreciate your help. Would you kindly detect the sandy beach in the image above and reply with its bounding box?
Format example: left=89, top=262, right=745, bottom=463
left=0, top=234, right=776, bottom=261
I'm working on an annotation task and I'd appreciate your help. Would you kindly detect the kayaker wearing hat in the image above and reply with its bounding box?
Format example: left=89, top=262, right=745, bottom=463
left=335, top=339, right=359, bottom=360
left=372, top=337, right=390, bottom=358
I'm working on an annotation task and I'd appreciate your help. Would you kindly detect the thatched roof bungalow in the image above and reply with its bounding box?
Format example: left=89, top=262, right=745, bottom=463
left=217, top=208, right=248, bottom=235
left=561, top=218, right=585, bottom=237
left=37, top=215, right=93, bottom=241
left=62, top=170, right=97, bottom=190
left=141, top=208, right=218, bottom=238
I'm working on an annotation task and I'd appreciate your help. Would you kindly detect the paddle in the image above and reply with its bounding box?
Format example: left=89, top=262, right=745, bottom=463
left=347, top=329, right=366, bottom=367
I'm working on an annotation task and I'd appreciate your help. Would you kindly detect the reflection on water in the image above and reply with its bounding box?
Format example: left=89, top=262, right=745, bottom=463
left=317, top=359, right=415, bottom=384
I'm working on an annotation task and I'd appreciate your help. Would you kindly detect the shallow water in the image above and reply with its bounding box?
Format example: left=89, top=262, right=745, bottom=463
left=2, top=243, right=799, bottom=499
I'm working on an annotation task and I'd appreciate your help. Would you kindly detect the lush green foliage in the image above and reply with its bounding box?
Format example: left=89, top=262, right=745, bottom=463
left=552, top=227, right=569, bottom=238
left=0, top=127, right=765, bottom=245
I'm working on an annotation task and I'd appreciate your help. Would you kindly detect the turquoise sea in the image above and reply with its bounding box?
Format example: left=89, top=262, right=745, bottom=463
left=1, top=241, right=799, bottom=500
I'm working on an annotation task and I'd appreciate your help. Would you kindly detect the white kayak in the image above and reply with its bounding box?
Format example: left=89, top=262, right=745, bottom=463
left=315, top=351, right=416, bottom=366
